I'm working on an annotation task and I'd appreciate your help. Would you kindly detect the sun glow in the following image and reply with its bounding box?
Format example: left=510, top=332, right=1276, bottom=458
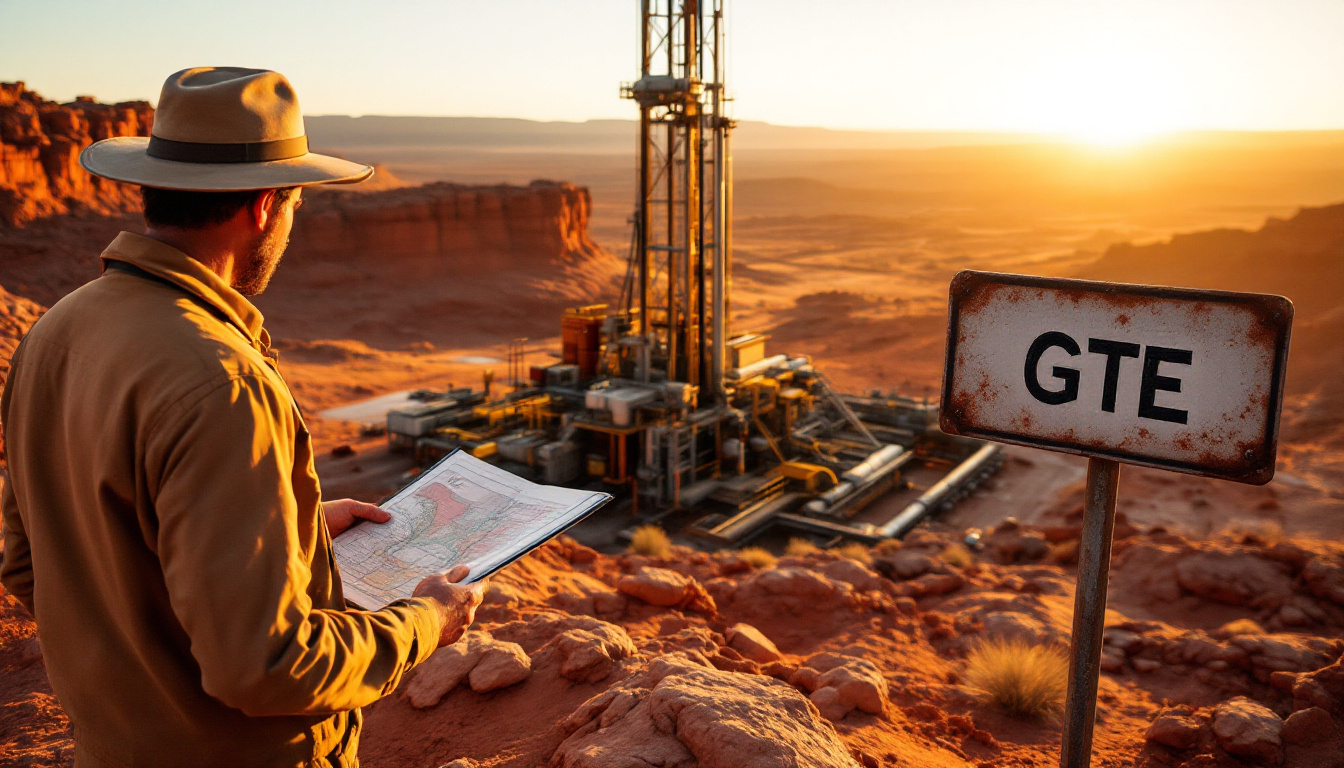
left=1018, top=40, right=1185, bottom=147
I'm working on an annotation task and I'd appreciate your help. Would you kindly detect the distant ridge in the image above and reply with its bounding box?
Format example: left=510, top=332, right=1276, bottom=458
left=306, top=114, right=1344, bottom=154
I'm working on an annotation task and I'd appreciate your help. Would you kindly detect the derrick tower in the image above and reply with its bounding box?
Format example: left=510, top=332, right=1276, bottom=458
left=621, top=0, right=734, bottom=398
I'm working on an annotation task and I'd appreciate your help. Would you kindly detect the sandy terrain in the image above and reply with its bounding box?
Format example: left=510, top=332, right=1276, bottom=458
left=2, top=108, right=1343, bottom=766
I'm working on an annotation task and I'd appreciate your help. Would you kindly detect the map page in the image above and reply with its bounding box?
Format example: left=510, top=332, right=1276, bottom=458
left=333, top=450, right=611, bottom=609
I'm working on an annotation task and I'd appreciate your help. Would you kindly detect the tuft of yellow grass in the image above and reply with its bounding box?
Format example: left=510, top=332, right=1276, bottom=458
left=832, top=541, right=872, bottom=565
left=873, top=538, right=904, bottom=555
left=628, top=525, right=672, bottom=557
left=963, top=638, right=1069, bottom=720
left=1218, top=618, right=1265, bottom=636
left=785, top=537, right=822, bottom=557
left=940, top=544, right=974, bottom=569
left=1221, top=518, right=1283, bottom=546
left=737, top=547, right=778, bottom=569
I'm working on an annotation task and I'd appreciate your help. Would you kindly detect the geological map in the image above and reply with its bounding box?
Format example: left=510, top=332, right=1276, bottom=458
left=334, top=450, right=610, bottom=609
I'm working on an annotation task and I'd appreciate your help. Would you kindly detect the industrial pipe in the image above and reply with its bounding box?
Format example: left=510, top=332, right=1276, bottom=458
left=877, top=443, right=1001, bottom=538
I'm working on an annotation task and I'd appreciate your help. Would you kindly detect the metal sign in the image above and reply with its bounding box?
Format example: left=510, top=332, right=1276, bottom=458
left=938, top=270, right=1293, bottom=768
left=941, top=270, right=1293, bottom=485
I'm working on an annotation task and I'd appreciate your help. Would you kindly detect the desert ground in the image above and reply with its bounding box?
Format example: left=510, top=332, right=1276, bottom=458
left=2, top=88, right=1343, bottom=767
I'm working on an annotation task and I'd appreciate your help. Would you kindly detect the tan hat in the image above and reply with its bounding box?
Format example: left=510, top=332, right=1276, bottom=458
left=80, top=67, right=371, bottom=191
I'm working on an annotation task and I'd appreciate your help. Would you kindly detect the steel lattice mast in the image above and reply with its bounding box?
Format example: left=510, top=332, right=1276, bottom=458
left=622, top=0, right=733, bottom=399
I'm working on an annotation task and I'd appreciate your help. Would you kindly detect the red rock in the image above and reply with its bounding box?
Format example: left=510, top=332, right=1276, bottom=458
left=1145, top=711, right=1203, bottom=750
left=554, top=654, right=859, bottom=767
left=724, top=623, right=782, bottom=663
left=1212, top=697, right=1283, bottom=764
left=617, top=567, right=716, bottom=613
left=0, top=82, right=151, bottom=226
left=1280, top=706, right=1344, bottom=768
left=551, top=623, right=639, bottom=684
left=1304, top=559, right=1344, bottom=606
left=812, top=660, right=888, bottom=719
left=467, top=641, right=532, bottom=693
left=1175, top=552, right=1293, bottom=608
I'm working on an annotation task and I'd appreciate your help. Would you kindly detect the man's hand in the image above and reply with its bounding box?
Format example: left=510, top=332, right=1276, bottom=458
left=413, top=565, right=485, bottom=647
left=322, top=498, right=391, bottom=538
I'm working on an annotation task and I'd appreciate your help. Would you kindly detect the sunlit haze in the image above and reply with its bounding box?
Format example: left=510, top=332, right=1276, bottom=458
left=2, top=0, right=1342, bottom=140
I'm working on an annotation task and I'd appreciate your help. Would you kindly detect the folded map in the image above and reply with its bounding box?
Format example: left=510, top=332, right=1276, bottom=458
left=333, top=449, right=611, bottom=609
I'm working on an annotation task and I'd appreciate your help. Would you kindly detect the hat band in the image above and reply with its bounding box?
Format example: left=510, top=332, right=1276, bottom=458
left=147, top=135, right=309, bottom=164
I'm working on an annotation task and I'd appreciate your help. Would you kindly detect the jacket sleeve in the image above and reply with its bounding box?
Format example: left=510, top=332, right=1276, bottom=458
left=1, top=470, right=34, bottom=615
left=147, top=373, right=445, bottom=717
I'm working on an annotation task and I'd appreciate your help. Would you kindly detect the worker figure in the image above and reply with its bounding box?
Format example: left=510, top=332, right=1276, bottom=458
left=0, top=68, right=481, bottom=767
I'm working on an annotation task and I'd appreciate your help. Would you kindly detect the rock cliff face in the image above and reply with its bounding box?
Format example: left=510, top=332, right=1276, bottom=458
left=256, top=180, right=624, bottom=347
left=288, top=180, right=603, bottom=270
left=0, top=82, right=153, bottom=226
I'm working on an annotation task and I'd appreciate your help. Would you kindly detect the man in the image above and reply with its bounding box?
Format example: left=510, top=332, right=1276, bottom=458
left=0, top=67, right=481, bottom=767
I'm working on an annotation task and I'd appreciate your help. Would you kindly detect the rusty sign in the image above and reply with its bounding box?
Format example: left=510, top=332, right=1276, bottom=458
left=940, top=271, right=1292, bottom=485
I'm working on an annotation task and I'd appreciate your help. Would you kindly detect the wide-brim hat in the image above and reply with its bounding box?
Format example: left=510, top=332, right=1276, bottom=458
left=80, top=67, right=371, bottom=191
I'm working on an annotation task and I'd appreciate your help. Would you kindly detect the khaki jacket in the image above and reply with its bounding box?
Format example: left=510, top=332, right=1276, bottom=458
left=0, top=232, right=443, bottom=767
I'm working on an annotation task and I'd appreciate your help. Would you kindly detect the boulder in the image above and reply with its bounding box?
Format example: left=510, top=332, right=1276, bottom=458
left=1175, top=552, right=1293, bottom=608
left=820, top=559, right=883, bottom=591
left=1293, top=653, right=1344, bottom=717
left=810, top=660, right=887, bottom=720
left=553, top=654, right=860, bottom=768
left=876, top=551, right=937, bottom=580
left=406, top=632, right=484, bottom=708
left=468, top=641, right=532, bottom=693
left=1211, top=697, right=1283, bottom=764
left=725, top=623, right=783, bottom=664
left=1281, top=707, right=1344, bottom=768
left=617, top=567, right=716, bottom=613
left=551, top=622, right=640, bottom=684
left=1304, top=559, right=1344, bottom=606
left=1144, top=710, right=1203, bottom=750
left=405, top=632, right=533, bottom=707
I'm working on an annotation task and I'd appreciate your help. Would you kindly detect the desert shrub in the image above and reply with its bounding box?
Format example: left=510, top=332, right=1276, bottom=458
left=628, top=525, right=672, bottom=557
left=1218, top=618, right=1265, bottom=636
left=870, top=538, right=903, bottom=556
left=832, top=541, right=872, bottom=565
left=785, top=537, right=822, bottom=557
left=963, top=638, right=1068, bottom=720
left=1047, top=539, right=1079, bottom=565
left=1221, top=518, right=1283, bottom=546
left=940, top=544, right=974, bottom=568
left=737, top=547, right=778, bottom=569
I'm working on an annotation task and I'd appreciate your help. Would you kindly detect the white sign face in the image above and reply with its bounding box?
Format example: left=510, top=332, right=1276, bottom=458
left=940, top=271, right=1292, bottom=484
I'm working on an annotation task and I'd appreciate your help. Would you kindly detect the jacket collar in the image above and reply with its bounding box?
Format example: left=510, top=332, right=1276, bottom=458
left=100, top=231, right=271, bottom=351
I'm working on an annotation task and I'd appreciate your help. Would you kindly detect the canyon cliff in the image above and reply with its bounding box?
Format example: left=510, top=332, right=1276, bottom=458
left=0, top=82, right=152, bottom=226
left=255, top=180, right=623, bottom=347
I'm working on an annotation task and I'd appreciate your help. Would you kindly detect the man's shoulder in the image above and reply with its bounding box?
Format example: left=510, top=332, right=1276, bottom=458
left=21, top=271, right=273, bottom=396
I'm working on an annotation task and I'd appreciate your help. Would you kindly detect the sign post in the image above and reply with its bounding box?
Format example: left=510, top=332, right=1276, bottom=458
left=940, top=271, right=1292, bottom=768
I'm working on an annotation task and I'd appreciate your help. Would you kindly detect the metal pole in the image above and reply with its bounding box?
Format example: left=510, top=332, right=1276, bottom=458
left=1060, top=457, right=1120, bottom=768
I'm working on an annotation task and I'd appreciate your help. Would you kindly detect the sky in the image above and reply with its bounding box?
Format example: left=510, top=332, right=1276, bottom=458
left=2, top=0, right=1342, bottom=140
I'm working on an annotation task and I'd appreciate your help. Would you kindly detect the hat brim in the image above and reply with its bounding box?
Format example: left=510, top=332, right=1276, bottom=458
left=80, top=136, right=373, bottom=191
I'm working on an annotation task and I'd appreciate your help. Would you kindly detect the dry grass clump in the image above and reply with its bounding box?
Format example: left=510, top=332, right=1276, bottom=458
left=1218, top=618, right=1266, bottom=637
left=737, top=547, right=778, bottom=569
left=940, top=544, right=974, bottom=568
left=832, top=541, right=872, bottom=565
left=785, top=537, right=822, bottom=557
left=873, top=538, right=904, bottom=555
left=1047, top=539, right=1080, bottom=565
left=628, top=525, right=672, bottom=557
left=1221, top=518, right=1283, bottom=546
left=963, top=638, right=1068, bottom=720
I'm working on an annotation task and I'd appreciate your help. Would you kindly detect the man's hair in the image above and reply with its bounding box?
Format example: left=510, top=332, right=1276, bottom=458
left=141, top=186, right=298, bottom=229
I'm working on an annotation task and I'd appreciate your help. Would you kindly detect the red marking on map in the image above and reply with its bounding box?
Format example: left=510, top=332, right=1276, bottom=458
left=414, top=482, right=469, bottom=528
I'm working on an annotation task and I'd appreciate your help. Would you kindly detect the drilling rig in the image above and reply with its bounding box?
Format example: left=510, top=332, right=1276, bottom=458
left=385, top=0, right=1002, bottom=546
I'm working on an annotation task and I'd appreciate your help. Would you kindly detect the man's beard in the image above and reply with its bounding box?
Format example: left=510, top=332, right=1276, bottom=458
left=233, top=220, right=289, bottom=296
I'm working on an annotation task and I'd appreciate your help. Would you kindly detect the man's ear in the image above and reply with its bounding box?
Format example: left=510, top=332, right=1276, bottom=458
left=249, top=189, right=278, bottom=233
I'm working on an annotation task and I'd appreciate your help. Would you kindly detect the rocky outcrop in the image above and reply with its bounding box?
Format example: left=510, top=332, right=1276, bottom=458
left=553, top=654, right=860, bottom=768
left=287, top=180, right=603, bottom=270
left=0, top=82, right=152, bottom=226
